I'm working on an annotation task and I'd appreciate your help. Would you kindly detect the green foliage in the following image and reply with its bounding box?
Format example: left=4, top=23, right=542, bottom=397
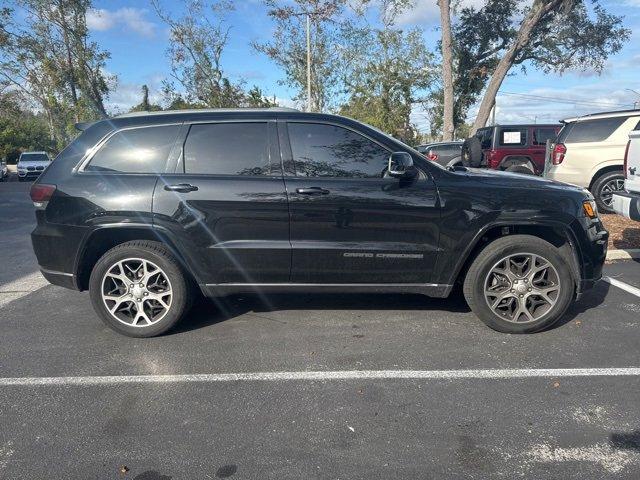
left=129, top=85, right=163, bottom=113
left=0, top=92, right=54, bottom=162
left=254, top=0, right=344, bottom=112
left=339, top=26, right=433, bottom=144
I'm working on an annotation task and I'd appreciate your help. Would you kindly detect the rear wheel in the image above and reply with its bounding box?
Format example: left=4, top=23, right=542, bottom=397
left=591, top=171, right=624, bottom=214
left=505, top=164, right=535, bottom=175
left=89, top=241, right=192, bottom=337
left=463, top=235, right=575, bottom=333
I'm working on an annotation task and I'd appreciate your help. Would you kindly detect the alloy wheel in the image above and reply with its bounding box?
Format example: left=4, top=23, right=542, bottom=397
left=600, top=178, right=625, bottom=207
left=484, top=253, right=560, bottom=323
left=101, top=258, right=173, bottom=327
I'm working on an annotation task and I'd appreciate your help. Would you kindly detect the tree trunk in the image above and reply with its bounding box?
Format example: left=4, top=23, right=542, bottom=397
left=472, top=0, right=563, bottom=133
left=438, top=0, right=455, bottom=141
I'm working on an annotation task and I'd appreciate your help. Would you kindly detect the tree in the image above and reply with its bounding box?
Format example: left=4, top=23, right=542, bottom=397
left=457, top=0, right=629, bottom=132
left=153, top=0, right=248, bottom=108
left=129, top=85, right=163, bottom=112
left=438, top=0, right=454, bottom=141
left=255, top=0, right=344, bottom=112
left=339, top=25, right=433, bottom=144
left=0, top=1, right=113, bottom=149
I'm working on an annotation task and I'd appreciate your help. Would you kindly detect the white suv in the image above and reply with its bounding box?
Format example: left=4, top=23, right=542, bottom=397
left=612, top=130, right=640, bottom=221
left=546, top=110, right=640, bottom=213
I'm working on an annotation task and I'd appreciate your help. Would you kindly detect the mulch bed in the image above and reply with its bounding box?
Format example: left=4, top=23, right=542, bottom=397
left=601, top=214, right=640, bottom=250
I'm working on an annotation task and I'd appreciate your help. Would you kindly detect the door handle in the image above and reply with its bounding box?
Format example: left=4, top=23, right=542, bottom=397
left=296, top=187, right=330, bottom=195
left=164, top=183, right=198, bottom=193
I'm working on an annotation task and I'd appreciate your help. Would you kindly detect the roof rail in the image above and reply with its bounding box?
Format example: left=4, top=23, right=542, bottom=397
left=115, top=107, right=300, bottom=118
left=562, top=108, right=640, bottom=123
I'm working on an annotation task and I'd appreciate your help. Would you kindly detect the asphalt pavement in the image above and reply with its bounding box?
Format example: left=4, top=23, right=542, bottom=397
left=2, top=180, right=640, bottom=479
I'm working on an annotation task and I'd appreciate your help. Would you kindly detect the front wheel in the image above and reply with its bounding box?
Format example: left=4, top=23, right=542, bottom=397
left=463, top=235, right=575, bottom=333
left=591, top=171, right=624, bottom=214
left=89, top=241, right=193, bottom=337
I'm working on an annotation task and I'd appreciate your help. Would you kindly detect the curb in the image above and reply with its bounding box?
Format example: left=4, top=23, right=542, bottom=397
left=606, top=249, right=640, bottom=261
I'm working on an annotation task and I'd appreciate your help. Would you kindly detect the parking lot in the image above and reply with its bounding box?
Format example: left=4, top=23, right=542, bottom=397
left=2, top=180, right=640, bottom=479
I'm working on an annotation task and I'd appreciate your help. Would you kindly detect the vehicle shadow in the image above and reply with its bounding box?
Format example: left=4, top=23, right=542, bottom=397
left=610, top=430, right=640, bottom=452
left=172, top=280, right=609, bottom=335
left=173, top=290, right=472, bottom=334
left=550, top=279, right=610, bottom=329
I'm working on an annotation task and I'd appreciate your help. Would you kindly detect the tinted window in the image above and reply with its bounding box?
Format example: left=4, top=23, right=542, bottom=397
left=288, top=123, right=390, bottom=178
left=499, top=127, right=527, bottom=146
left=562, top=117, right=627, bottom=143
left=634, top=119, right=640, bottom=131
left=86, top=125, right=179, bottom=173
left=533, top=128, right=557, bottom=146
left=184, top=123, right=271, bottom=175
left=20, top=153, right=49, bottom=162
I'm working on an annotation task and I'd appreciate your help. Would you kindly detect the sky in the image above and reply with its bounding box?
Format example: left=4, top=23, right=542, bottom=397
left=79, top=0, right=640, bottom=133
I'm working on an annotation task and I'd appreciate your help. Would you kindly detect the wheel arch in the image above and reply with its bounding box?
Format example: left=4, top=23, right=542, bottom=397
left=498, top=155, right=534, bottom=170
left=450, top=222, right=581, bottom=292
left=588, top=163, right=624, bottom=190
left=74, top=225, right=199, bottom=291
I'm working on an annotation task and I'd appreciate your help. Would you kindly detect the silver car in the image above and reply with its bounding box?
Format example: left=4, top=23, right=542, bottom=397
left=17, top=151, right=51, bottom=182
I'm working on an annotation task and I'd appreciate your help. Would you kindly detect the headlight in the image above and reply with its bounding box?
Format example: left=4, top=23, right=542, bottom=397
left=582, top=199, right=598, bottom=219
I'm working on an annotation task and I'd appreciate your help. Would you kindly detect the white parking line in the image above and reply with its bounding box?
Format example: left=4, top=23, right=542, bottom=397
left=0, top=271, right=49, bottom=308
left=2, top=367, right=640, bottom=386
left=603, top=276, right=640, bottom=298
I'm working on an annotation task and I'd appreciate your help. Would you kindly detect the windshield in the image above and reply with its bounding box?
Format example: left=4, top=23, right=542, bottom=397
left=19, top=153, right=49, bottom=163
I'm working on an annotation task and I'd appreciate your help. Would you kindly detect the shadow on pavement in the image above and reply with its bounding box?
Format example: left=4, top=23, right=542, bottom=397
left=174, top=291, right=472, bottom=334
left=610, top=430, right=640, bottom=452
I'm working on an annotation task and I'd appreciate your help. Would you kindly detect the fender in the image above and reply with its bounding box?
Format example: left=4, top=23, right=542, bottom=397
left=443, top=218, right=582, bottom=289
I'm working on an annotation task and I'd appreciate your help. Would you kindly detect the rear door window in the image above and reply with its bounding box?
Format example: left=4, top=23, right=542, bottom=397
left=86, top=125, right=180, bottom=173
left=561, top=117, right=627, bottom=143
left=183, top=122, right=273, bottom=175
left=499, top=127, right=527, bottom=147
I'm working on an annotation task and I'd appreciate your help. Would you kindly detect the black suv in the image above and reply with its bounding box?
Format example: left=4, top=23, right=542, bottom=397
left=30, top=108, right=608, bottom=337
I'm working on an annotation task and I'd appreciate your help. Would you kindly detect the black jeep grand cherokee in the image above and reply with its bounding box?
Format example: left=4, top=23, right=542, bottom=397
left=30, top=108, right=607, bottom=337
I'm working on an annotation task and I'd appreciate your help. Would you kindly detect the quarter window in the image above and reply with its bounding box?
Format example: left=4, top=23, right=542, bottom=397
left=561, top=117, right=627, bottom=143
left=499, top=127, right=527, bottom=147
left=532, top=128, right=557, bottom=146
left=183, top=123, right=272, bottom=175
left=287, top=123, right=390, bottom=178
left=86, top=125, right=179, bottom=173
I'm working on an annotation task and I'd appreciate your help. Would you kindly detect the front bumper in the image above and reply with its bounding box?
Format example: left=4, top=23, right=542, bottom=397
left=612, top=191, right=640, bottom=221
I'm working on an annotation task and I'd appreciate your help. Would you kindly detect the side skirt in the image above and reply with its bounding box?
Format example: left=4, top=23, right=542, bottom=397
left=202, top=283, right=453, bottom=298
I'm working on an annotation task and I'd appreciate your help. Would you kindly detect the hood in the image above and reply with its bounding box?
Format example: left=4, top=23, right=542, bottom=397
left=18, top=159, right=50, bottom=168
left=460, top=167, right=588, bottom=194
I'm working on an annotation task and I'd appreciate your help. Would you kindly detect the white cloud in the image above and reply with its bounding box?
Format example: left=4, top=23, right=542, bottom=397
left=106, top=82, right=164, bottom=114
left=395, top=0, right=486, bottom=26
left=86, top=8, right=156, bottom=37
left=624, top=0, right=640, bottom=6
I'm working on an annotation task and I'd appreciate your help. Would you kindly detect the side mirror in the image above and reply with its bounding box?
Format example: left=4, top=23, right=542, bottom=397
left=388, top=152, right=416, bottom=178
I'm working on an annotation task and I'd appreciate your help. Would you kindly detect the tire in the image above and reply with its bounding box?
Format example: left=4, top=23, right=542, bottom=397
left=591, top=170, right=624, bottom=214
left=89, top=240, right=193, bottom=337
left=461, top=137, right=483, bottom=167
left=505, top=164, right=534, bottom=175
left=463, top=235, right=575, bottom=334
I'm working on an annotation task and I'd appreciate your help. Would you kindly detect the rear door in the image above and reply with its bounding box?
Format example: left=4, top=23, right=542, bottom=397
left=281, top=120, right=440, bottom=284
left=152, top=120, right=290, bottom=286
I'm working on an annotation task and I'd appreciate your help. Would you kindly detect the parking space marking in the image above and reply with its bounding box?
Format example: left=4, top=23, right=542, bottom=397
left=0, top=271, right=48, bottom=308
left=2, top=367, right=640, bottom=386
left=603, top=276, right=640, bottom=298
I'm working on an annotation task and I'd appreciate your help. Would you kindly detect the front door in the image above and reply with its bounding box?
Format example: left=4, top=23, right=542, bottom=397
left=153, top=120, right=290, bottom=286
left=281, top=121, right=440, bottom=284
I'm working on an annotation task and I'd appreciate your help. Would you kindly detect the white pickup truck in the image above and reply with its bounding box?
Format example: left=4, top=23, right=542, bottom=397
left=613, top=130, right=640, bottom=221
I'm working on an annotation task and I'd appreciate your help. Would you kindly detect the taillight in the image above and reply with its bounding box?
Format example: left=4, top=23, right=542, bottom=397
left=427, top=150, right=438, bottom=162
left=552, top=143, right=566, bottom=165
left=623, top=140, right=630, bottom=178
left=30, top=183, right=56, bottom=209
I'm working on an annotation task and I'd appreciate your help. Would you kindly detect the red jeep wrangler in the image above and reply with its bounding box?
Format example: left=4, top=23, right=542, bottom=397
left=462, top=124, right=561, bottom=174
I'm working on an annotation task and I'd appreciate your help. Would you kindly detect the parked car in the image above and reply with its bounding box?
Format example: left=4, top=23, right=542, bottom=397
left=0, top=160, right=7, bottom=181
left=462, top=124, right=561, bottom=174
left=416, top=141, right=463, bottom=168
left=17, top=151, right=51, bottom=182
left=612, top=129, right=640, bottom=221
left=30, top=108, right=607, bottom=337
left=546, top=109, right=640, bottom=213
